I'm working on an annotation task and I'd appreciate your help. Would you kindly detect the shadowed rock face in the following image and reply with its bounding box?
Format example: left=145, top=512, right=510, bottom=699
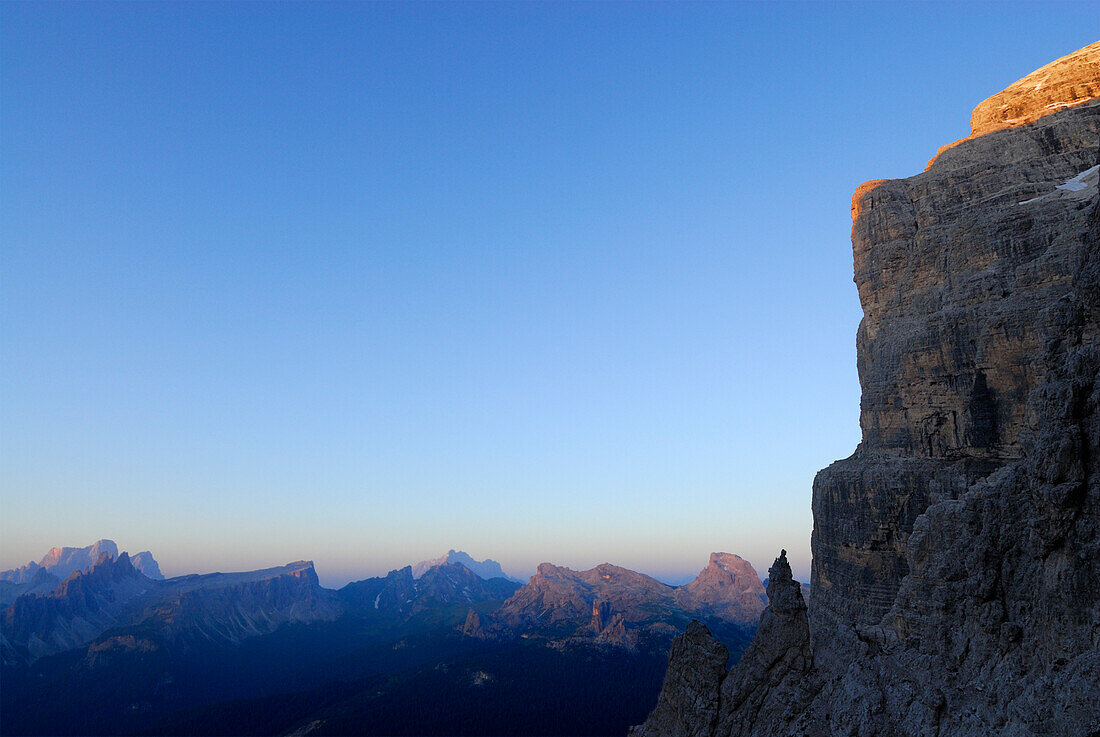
left=1, top=554, right=150, bottom=662
left=630, top=621, right=730, bottom=737
left=815, top=51, right=1099, bottom=661
left=636, top=41, right=1100, bottom=737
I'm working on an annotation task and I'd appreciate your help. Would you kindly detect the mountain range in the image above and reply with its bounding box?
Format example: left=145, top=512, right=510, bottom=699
left=1, top=542, right=767, bottom=665
left=0, top=540, right=165, bottom=611
left=1, top=542, right=769, bottom=735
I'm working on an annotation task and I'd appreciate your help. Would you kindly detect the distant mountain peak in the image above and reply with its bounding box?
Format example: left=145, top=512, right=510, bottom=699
left=707, top=551, right=749, bottom=568
left=129, top=551, right=164, bottom=580
left=411, top=550, right=517, bottom=582
left=40, top=539, right=117, bottom=568
left=675, top=552, right=767, bottom=621
left=0, top=539, right=164, bottom=584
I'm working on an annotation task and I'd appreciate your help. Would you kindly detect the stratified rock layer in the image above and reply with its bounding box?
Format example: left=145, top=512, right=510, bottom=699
left=969, top=41, right=1099, bottom=139
left=636, top=41, right=1100, bottom=737
left=928, top=40, right=1100, bottom=168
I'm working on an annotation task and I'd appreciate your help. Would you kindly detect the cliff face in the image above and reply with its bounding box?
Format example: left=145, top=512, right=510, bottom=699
left=636, top=41, right=1100, bottom=737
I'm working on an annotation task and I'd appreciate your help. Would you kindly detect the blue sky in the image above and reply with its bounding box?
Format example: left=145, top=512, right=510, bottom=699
left=1, top=2, right=1094, bottom=586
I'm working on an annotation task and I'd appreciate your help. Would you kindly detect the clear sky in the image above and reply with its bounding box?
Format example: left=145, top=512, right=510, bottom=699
left=1, top=2, right=1094, bottom=586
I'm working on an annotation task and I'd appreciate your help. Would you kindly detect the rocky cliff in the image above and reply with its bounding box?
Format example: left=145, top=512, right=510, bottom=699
left=635, top=41, right=1100, bottom=737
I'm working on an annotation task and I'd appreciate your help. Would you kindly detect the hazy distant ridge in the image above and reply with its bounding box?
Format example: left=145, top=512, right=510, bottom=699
left=410, top=550, right=519, bottom=582
left=0, top=539, right=164, bottom=583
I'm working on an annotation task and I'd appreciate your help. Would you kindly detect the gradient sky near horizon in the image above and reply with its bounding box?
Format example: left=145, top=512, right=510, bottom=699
left=2, top=2, right=1094, bottom=587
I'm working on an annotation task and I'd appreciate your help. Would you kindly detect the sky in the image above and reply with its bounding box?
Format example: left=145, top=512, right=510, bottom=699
left=1, top=2, right=1095, bottom=587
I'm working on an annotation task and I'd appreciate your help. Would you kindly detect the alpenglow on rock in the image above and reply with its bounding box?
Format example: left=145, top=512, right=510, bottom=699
left=489, top=553, right=764, bottom=649
left=635, top=40, right=1100, bottom=737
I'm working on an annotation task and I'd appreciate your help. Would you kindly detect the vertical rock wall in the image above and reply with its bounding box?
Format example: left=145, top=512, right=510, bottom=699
left=635, top=40, right=1100, bottom=737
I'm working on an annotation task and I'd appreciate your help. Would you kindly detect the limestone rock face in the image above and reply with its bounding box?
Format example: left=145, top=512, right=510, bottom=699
left=130, top=551, right=165, bottom=580
left=927, top=40, right=1100, bottom=168
left=496, top=562, right=635, bottom=628
left=815, top=42, right=1100, bottom=668
left=460, top=608, right=488, bottom=638
left=636, top=41, right=1100, bottom=736
left=713, top=553, right=812, bottom=737
left=970, top=41, right=1100, bottom=139
left=37, top=540, right=119, bottom=580
left=630, top=621, right=730, bottom=737
left=495, top=562, right=680, bottom=647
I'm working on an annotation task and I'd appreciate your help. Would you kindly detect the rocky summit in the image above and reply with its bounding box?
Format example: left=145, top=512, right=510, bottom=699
left=635, top=41, right=1100, bottom=737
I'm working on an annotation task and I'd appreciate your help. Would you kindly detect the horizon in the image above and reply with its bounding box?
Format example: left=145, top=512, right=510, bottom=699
left=2, top=3, right=1095, bottom=590
left=1, top=537, right=790, bottom=588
